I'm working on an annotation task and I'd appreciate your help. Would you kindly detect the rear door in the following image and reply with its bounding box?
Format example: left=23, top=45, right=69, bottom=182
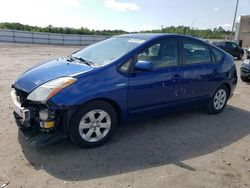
left=127, top=38, right=183, bottom=116
left=179, top=38, right=214, bottom=100
left=202, top=47, right=225, bottom=95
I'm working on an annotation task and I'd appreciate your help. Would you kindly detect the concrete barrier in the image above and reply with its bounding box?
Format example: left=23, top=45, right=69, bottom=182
left=0, top=29, right=110, bottom=45
left=0, top=29, right=227, bottom=46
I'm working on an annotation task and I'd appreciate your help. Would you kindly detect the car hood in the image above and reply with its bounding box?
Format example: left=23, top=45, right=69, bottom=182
left=13, top=58, right=93, bottom=93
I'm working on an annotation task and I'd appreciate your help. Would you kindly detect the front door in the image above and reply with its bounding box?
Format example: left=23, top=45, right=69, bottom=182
left=127, top=38, right=183, bottom=117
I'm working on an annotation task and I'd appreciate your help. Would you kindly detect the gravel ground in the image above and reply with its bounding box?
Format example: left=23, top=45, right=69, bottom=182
left=0, top=42, right=250, bottom=188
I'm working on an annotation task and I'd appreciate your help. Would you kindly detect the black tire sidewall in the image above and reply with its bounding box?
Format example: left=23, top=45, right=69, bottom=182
left=70, top=101, right=118, bottom=148
left=208, top=85, right=229, bottom=114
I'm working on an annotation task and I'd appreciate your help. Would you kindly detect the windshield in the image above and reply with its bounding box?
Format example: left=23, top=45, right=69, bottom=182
left=72, top=37, right=145, bottom=67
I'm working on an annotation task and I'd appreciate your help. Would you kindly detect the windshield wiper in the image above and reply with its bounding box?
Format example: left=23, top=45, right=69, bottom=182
left=70, top=56, right=93, bottom=67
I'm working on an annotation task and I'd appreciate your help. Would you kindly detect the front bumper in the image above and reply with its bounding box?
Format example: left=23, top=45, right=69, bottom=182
left=14, top=112, right=41, bottom=138
left=11, top=88, right=63, bottom=139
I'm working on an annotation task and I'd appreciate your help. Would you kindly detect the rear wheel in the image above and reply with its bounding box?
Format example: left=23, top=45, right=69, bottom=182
left=70, top=101, right=117, bottom=148
left=207, top=85, right=229, bottom=114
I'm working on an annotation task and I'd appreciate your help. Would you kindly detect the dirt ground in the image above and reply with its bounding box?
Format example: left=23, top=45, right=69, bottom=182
left=0, top=42, right=250, bottom=188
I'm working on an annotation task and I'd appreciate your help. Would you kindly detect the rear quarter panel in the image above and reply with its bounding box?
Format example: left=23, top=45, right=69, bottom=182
left=210, top=54, right=237, bottom=97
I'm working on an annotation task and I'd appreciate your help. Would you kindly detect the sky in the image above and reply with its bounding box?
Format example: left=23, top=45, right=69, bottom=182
left=0, top=0, right=249, bottom=31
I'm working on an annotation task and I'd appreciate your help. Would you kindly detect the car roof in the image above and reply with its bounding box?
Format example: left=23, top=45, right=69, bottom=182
left=117, top=33, right=195, bottom=41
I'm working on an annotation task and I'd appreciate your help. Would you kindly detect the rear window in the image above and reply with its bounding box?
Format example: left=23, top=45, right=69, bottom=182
left=212, top=47, right=224, bottom=62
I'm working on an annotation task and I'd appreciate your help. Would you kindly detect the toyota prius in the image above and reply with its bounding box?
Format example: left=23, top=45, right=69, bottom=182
left=11, top=34, right=237, bottom=147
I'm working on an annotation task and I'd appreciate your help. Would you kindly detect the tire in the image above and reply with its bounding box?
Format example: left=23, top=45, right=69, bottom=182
left=207, top=85, right=229, bottom=114
left=241, top=76, right=248, bottom=82
left=237, top=53, right=243, bottom=60
left=69, top=100, right=118, bottom=148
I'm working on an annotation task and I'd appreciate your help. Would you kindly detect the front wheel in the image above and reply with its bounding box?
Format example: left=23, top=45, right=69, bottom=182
left=207, top=85, right=229, bottom=114
left=70, top=101, right=118, bottom=148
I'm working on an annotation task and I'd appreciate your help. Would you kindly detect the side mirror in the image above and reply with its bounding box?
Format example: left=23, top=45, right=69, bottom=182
left=134, top=60, right=153, bottom=71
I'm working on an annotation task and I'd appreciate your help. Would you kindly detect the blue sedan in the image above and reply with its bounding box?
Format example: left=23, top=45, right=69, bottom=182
left=11, top=34, right=237, bottom=147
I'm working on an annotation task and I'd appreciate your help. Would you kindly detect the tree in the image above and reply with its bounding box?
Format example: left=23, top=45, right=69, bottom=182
left=0, top=22, right=232, bottom=39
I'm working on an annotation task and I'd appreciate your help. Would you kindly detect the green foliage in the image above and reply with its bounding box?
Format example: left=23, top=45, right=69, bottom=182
left=0, top=22, right=127, bottom=36
left=142, top=26, right=232, bottom=39
left=0, top=22, right=232, bottom=39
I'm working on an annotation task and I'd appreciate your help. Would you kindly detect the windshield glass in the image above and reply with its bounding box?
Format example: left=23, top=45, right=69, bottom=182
left=72, top=37, right=145, bottom=67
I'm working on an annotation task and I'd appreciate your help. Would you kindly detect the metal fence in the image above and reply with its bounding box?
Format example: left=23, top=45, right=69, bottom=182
left=0, top=29, right=110, bottom=45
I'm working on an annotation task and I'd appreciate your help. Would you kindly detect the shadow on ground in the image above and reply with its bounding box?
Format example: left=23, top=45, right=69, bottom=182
left=19, top=105, right=250, bottom=181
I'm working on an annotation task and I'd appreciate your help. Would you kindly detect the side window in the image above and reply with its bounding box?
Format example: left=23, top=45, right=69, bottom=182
left=183, top=40, right=211, bottom=65
left=119, top=59, right=132, bottom=73
left=212, top=47, right=224, bottom=62
left=137, top=39, right=179, bottom=69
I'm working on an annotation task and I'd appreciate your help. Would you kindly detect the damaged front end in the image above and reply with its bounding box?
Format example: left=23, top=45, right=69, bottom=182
left=11, top=87, right=65, bottom=140
left=11, top=76, right=77, bottom=142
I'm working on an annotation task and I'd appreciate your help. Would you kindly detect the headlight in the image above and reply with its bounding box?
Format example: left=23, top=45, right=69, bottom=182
left=27, top=77, right=76, bottom=102
left=243, top=59, right=250, bottom=65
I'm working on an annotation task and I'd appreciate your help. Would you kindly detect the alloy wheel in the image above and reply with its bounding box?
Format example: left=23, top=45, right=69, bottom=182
left=213, top=89, right=227, bottom=110
left=78, top=109, right=111, bottom=142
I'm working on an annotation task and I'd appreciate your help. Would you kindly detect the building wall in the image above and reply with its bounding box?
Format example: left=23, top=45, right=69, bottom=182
left=235, top=23, right=240, bottom=41
left=239, top=15, right=250, bottom=47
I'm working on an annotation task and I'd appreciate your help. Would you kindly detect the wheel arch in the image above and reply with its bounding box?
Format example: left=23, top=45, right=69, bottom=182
left=93, top=98, right=122, bottom=123
left=210, top=82, right=232, bottom=98
left=222, top=82, right=231, bottom=98
left=75, top=98, right=122, bottom=124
